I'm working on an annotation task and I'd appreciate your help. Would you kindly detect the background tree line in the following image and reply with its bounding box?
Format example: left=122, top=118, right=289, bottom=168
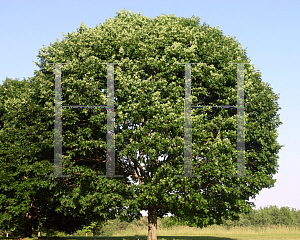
left=162, top=205, right=300, bottom=229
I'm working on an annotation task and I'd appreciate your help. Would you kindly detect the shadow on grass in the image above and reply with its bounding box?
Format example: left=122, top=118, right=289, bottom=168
left=0, top=236, right=239, bottom=240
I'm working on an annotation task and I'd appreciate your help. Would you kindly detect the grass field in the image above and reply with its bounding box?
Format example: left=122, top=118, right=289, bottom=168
left=109, top=223, right=300, bottom=240
left=3, top=224, right=300, bottom=240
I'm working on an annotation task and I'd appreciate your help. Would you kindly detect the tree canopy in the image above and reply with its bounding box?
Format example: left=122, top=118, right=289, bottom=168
left=0, top=77, right=108, bottom=237
left=0, top=9, right=283, bottom=240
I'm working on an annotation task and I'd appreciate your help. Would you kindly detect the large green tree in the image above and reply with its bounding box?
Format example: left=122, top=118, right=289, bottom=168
left=1, top=9, right=283, bottom=240
left=0, top=77, right=48, bottom=237
left=0, top=77, right=134, bottom=238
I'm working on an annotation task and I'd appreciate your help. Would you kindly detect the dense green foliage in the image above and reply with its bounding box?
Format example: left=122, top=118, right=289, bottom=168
left=0, top=77, right=110, bottom=237
left=1, top=9, right=283, bottom=239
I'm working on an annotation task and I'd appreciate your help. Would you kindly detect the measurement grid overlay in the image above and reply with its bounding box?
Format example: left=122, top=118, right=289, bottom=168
left=46, top=62, right=252, bottom=179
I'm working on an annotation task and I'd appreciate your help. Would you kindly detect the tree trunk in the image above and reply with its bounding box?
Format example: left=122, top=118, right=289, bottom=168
left=147, top=208, right=157, bottom=240
left=24, top=214, right=33, bottom=238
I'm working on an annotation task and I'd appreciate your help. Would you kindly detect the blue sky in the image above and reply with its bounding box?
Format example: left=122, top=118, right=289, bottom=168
left=1, top=0, right=299, bottom=217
